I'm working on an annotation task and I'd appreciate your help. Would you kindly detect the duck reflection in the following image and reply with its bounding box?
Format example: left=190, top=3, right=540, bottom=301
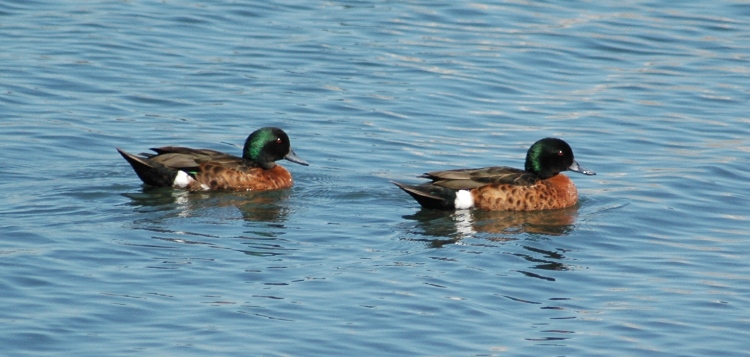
left=402, top=205, right=579, bottom=248
left=123, top=187, right=290, bottom=223
left=122, top=188, right=294, bottom=259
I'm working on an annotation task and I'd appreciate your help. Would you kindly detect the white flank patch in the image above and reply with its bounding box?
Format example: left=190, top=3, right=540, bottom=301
left=173, top=170, right=195, bottom=188
left=454, top=190, right=474, bottom=210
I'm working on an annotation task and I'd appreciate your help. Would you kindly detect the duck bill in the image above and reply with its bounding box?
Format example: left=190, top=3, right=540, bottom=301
left=568, top=160, right=595, bottom=175
left=284, top=149, right=309, bottom=166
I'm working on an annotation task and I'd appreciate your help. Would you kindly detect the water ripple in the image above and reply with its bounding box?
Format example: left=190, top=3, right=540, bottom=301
left=2, top=0, right=750, bottom=356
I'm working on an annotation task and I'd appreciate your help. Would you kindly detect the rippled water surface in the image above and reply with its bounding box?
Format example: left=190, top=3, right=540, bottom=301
left=3, top=1, right=750, bottom=355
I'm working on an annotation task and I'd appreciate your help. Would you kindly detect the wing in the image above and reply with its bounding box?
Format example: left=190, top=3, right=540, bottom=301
left=421, top=166, right=539, bottom=190
left=148, top=146, right=253, bottom=171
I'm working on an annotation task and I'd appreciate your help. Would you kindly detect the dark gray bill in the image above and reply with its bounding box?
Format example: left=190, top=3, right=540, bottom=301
left=285, top=149, right=309, bottom=166
left=568, top=160, right=595, bottom=175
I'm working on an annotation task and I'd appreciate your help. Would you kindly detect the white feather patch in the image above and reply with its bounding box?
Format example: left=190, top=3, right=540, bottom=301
left=454, top=190, right=474, bottom=210
left=173, top=170, right=194, bottom=188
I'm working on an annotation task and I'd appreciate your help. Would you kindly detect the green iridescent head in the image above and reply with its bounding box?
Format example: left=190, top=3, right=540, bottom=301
left=242, top=127, right=309, bottom=169
left=524, top=138, right=595, bottom=179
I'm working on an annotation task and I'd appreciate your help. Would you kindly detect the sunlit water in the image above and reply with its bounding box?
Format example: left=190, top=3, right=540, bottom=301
left=2, top=0, right=750, bottom=355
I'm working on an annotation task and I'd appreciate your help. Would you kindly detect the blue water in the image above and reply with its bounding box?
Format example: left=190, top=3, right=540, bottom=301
left=2, top=0, right=750, bottom=355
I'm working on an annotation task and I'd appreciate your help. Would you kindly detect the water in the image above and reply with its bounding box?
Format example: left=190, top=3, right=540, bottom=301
left=2, top=0, right=750, bottom=355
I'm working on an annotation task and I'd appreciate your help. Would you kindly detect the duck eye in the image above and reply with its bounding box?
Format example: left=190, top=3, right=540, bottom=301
left=557, top=150, right=564, bottom=156
left=275, top=138, right=283, bottom=144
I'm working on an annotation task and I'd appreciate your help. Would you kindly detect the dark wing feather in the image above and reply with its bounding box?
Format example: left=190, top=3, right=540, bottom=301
left=148, top=146, right=257, bottom=172
left=422, top=166, right=539, bottom=190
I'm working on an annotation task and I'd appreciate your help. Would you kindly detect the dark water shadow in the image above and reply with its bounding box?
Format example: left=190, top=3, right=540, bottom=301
left=401, top=206, right=580, bottom=248
left=122, top=187, right=291, bottom=223
left=120, top=187, right=295, bottom=258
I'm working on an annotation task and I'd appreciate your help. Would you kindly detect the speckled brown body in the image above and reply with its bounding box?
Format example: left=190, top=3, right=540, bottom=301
left=118, top=127, right=307, bottom=192
left=188, top=163, right=293, bottom=191
left=393, top=138, right=594, bottom=211
left=471, top=174, right=578, bottom=211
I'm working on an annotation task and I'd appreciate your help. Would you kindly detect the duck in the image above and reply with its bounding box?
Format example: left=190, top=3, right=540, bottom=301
left=393, top=138, right=595, bottom=211
left=117, top=127, right=308, bottom=191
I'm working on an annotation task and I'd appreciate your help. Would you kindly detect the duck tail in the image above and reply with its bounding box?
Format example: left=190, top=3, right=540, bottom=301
left=392, top=181, right=457, bottom=210
left=117, top=148, right=179, bottom=187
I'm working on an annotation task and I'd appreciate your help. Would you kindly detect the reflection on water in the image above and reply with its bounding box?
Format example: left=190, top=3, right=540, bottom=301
left=512, top=245, right=571, bottom=282
left=121, top=188, right=294, bottom=258
left=123, top=187, right=291, bottom=222
left=402, top=206, right=579, bottom=248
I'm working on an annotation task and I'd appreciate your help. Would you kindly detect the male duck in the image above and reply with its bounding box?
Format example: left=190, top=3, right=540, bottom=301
left=393, top=138, right=595, bottom=211
left=117, top=127, right=308, bottom=191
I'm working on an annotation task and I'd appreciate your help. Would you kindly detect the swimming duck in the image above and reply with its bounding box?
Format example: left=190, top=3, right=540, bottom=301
left=393, top=138, right=595, bottom=211
left=117, top=127, right=308, bottom=191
